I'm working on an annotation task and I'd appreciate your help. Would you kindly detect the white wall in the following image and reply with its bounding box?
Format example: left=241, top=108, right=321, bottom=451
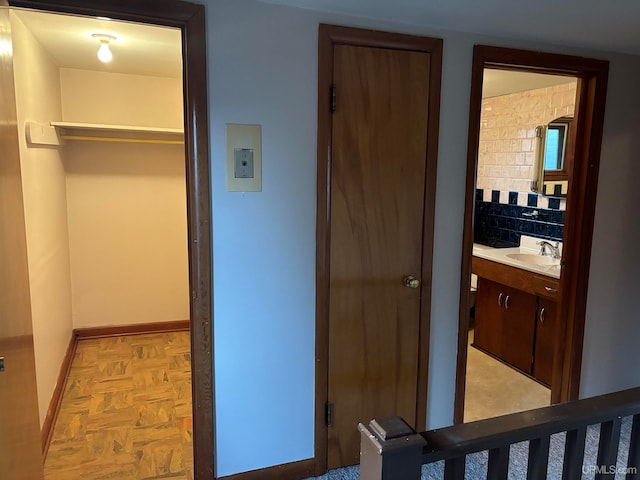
left=204, top=0, right=640, bottom=476
left=60, top=68, right=183, bottom=129
left=63, top=141, right=190, bottom=327
left=10, top=12, right=74, bottom=427
left=59, top=69, right=189, bottom=328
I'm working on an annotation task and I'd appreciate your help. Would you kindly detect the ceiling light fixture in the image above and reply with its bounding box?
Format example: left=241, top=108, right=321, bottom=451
left=92, top=33, right=116, bottom=63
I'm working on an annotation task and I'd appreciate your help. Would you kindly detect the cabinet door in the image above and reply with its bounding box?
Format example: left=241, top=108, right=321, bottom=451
left=533, top=298, right=558, bottom=386
left=474, top=278, right=537, bottom=374
left=473, top=278, right=507, bottom=357
left=501, top=288, right=537, bottom=373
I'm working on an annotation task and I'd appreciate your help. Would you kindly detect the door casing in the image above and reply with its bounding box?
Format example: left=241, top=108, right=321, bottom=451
left=6, top=0, right=214, bottom=477
left=315, top=23, right=442, bottom=475
left=454, top=45, right=609, bottom=422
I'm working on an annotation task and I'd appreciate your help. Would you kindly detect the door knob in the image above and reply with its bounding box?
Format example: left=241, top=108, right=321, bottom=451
left=403, top=276, right=420, bottom=289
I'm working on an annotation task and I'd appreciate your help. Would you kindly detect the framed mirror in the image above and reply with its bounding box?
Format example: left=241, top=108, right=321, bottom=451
left=533, top=116, right=573, bottom=195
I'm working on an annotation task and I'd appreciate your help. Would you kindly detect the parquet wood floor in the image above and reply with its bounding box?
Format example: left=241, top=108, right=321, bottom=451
left=44, top=332, right=193, bottom=480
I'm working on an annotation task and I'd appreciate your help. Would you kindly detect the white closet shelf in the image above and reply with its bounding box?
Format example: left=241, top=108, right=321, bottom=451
left=50, top=121, right=184, bottom=145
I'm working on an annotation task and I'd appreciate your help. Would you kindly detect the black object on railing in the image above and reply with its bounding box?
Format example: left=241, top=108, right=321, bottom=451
left=359, top=387, right=640, bottom=480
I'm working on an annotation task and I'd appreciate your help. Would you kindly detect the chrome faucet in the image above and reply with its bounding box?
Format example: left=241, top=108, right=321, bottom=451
left=537, top=240, right=561, bottom=259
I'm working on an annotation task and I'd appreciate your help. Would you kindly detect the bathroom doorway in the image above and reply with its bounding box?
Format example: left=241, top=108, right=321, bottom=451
left=455, top=46, right=609, bottom=423
left=464, top=68, right=577, bottom=421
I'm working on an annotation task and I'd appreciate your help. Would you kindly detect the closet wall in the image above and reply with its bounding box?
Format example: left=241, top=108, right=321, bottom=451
left=11, top=13, right=188, bottom=425
left=11, top=12, right=73, bottom=426
left=60, top=69, right=188, bottom=328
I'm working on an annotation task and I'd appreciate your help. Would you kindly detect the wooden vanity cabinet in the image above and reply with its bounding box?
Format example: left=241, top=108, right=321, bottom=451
left=472, top=256, right=560, bottom=386
left=474, top=278, right=537, bottom=373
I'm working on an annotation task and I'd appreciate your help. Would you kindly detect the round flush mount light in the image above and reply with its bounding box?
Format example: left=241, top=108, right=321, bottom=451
left=91, top=33, right=116, bottom=63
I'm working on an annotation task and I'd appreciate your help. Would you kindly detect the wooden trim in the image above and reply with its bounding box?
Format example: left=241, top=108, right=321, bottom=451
left=318, top=23, right=445, bottom=52
left=182, top=6, right=215, bottom=480
left=8, top=0, right=201, bottom=25
left=219, top=459, right=315, bottom=480
left=314, top=24, right=332, bottom=476
left=315, top=23, right=442, bottom=475
left=555, top=66, right=608, bottom=402
left=41, top=334, right=77, bottom=457
left=74, top=320, right=190, bottom=339
left=8, top=1, right=214, bottom=478
left=543, top=171, right=569, bottom=182
left=454, top=45, right=485, bottom=425
left=543, top=115, right=576, bottom=183
left=423, top=387, right=640, bottom=464
left=455, top=45, right=609, bottom=423
left=416, top=33, right=443, bottom=433
left=472, top=45, right=610, bottom=76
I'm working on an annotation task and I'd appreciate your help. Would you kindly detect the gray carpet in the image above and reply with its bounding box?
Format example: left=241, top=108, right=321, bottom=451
left=307, top=416, right=633, bottom=480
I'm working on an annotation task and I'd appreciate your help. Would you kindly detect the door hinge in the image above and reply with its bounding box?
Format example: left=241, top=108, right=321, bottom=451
left=330, top=84, right=336, bottom=113
left=326, top=402, right=334, bottom=426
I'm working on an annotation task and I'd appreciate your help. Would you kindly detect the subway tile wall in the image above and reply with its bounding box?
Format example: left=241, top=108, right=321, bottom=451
left=477, top=81, right=577, bottom=193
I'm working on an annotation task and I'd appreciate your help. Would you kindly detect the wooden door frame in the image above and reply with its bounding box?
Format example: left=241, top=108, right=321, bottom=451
left=454, top=45, right=609, bottom=423
left=315, top=23, right=442, bottom=475
left=6, top=0, right=214, bottom=477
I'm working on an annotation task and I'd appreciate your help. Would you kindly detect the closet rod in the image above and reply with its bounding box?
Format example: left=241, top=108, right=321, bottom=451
left=61, top=135, right=184, bottom=145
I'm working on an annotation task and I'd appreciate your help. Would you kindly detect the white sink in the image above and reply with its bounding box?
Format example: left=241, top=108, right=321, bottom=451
left=473, top=236, right=562, bottom=278
left=506, top=253, right=560, bottom=266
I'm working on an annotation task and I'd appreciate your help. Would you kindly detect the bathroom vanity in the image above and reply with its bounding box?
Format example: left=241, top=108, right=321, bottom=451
left=472, top=238, right=561, bottom=387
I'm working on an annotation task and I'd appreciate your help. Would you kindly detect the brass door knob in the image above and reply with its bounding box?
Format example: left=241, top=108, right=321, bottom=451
left=403, top=276, right=420, bottom=289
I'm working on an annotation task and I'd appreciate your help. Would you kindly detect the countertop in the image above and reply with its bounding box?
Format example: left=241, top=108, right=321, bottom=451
left=472, top=236, right=562, bottom=279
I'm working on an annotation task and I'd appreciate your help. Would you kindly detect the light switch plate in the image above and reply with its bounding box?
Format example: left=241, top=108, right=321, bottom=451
left=226, top=124, right=261, bottom=192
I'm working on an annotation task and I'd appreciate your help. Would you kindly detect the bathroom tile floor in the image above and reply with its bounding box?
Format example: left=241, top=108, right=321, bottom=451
left=44, top=331, right=193, bottom=480
left=464, top=329, right=550, bottom=422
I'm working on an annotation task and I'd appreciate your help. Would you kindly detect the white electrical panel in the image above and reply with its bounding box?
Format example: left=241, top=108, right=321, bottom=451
left=226, top=124, right=261, bottom=192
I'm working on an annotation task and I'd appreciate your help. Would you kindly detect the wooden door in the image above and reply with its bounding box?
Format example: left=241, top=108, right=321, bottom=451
left=533, top=298, right=558, bottom=386
left=327, top=44, right=431, bottom=468
left=0, top=8, right=45, bottom=479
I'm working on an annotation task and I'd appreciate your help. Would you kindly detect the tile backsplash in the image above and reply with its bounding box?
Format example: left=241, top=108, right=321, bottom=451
left=474, top=189, right=565, bottom=248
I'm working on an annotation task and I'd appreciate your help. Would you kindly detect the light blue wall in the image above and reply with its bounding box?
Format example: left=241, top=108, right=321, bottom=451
left=580, top=55, right=640, bottom=398
left=209, top=1, right=319, bottom=475
left=206, top=0, right=640, bottom=476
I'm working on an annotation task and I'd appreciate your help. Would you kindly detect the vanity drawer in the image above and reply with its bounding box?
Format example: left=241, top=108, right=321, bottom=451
left=472, top=256, right=560, bottom=300
left=528, top=274, right=560, bottom=300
